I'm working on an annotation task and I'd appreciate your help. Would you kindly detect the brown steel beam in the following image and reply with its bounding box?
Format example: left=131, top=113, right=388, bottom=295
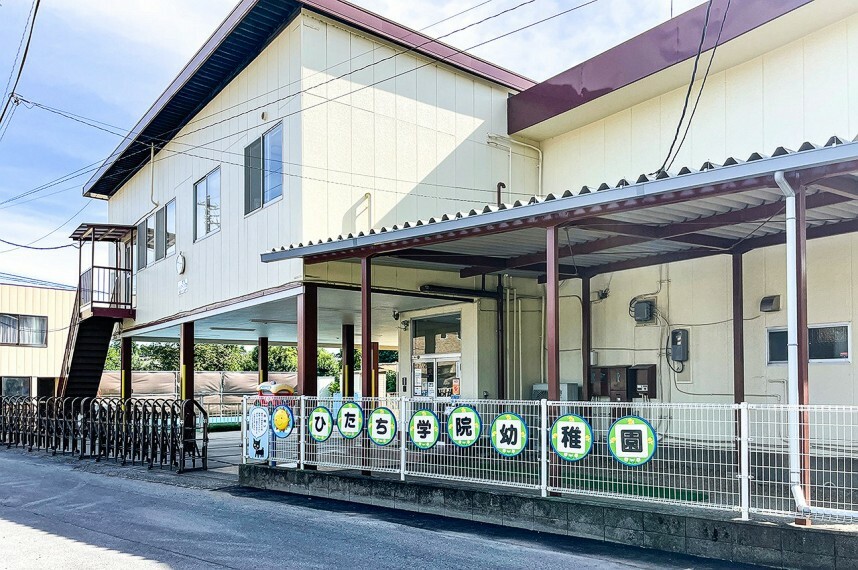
left=342, top=324, right=355, bottom=397
left=361, top=257, right=373, bottom=398
left=371, top=341, right=380, bottom=398
left=297, top=284, right=318, bottom=397
left=812, top=174, right=858, bottom=198
left=732, top=253, right=745, bottom=404
left=581, top=276, right=591, bottom=401
left=258, top=337, right=268, bottom=385
left=120, top=336, right=132, bottom=401
left=496, top=279, right=505, bottom=399
left=796, top=186, right=812, bottom=523
left=546, top=226, right=560, bottom=400
left=179, top=322, right=194, bottom=401
left=385, top=249, right=508, bottom=268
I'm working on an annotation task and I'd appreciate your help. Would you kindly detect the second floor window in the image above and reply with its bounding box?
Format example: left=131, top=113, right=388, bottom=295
left=194, top=168, right=221, bottom=240
left=136, top=199, right=177, bottom=270
left=0, top=314, right=48, bottom=347
left=244, top=123, right=283, bottom=214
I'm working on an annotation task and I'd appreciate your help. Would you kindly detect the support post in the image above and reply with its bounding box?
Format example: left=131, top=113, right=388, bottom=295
left=297, top=284, right=318, bottom=397
left=546, top=226, right=560, bottom=401
left=342, top=324, right=355, bottom=397
left=796, top=185, right=812, bottom=522
left=732, top=253, right=745, bottom=403
left=258, top=337, right=269, bottom=385
left=580, top=276, right=591, bottom=401
left=179, top=322, right=194, bottom=401
left=361, top=256, right=372, bottom=398
left=371, top=341, right=379, bottom=398
left=496, top=279, right=505, bottom=399
left=120, top=336, right=132, bottom=401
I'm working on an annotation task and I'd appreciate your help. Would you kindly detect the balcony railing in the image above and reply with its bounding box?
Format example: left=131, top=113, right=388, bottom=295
left=79, top=266, right=133, bottom=313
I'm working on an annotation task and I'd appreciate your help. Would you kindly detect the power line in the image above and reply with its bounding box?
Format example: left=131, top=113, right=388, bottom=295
left=655, top=0, right=713, bottom=175
left=1, top=0, right=36, bottom=106
left=0, top=0, right=40, bottom=127
left=0, top=0, right=537, bottom=208
left=664, top=0, right=731, bottom=172
left=0, top=236, right=75, bottom=250
left=0, top=200, right=92, bottom=254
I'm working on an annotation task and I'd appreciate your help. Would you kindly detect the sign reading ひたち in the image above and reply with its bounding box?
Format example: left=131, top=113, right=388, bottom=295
left=608, top=415, right=657, bottom=466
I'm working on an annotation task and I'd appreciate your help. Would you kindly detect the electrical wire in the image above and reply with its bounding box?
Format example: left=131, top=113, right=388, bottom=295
left=664, top=0, right=732, bottom=172
left=1, top=0, right=36, bottom=107
left=0, top=237, right=75, bottom=250
left=655, top=0, right=713, bottom=175
left=0, top=201, right=92, bottom=254
left=0, top=0, right=40, bottom=127
left=1, top=0, right=601, bottom=210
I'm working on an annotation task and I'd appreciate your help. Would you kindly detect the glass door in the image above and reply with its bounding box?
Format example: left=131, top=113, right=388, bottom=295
left=411, top=356, right=460, bottom=398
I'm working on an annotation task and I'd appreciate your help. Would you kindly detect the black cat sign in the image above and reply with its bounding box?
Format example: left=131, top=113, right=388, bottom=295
left=246, top=405, right=270, bottom=461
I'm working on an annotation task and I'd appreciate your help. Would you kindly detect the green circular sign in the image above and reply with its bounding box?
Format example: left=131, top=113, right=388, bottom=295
left=337, top=402, right=364, bottom=439
left=368, top=407, right=397, bottom=446
left=550, top=414, right=593, bottom=462
left=446, top=405, right=481, bottom=448
left=608, top=415, right=657, bottom=467
left=308, top=406, right=333, bottom=442
left=408, top=409, right=440, bottom=450
left=490, top=412, right=528, bottom=457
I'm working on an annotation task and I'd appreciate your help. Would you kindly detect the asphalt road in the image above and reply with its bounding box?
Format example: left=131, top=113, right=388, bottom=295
left=0, top=449, right=758, bottom=569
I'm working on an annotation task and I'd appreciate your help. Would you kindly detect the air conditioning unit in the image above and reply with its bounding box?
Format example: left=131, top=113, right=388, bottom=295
left=530, top=382, right=582, bottom=401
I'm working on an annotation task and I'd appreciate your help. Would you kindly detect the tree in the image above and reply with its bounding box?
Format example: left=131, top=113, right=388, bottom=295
left=379, top=350, right=398, bottom=364
left=194, top=344, right=248, bottom=371
left=385, top=369, right=397, bottom=393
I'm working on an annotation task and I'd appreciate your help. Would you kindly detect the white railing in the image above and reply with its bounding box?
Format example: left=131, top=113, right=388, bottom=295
left=240, top=396, right=858, bottom=523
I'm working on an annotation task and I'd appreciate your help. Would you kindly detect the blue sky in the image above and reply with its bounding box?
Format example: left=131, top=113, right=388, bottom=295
left=0, top=0, right=699, bottom=285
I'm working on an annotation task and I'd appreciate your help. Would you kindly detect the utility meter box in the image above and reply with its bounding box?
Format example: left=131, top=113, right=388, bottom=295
left=633, top=300, right=655, bottom=323
left=670, top=329, right=689, bottom=362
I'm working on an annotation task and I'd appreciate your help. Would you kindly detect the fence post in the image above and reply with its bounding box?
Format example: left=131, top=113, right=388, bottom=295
left=399, top=396, right=407, bottom=481
left=241, top=396, right=247, bottom=465
left=540, top=398, right=548, bottom=498
left=739, top=402, right=750, bottom=521
left=299, top=396, right=306, bottom=470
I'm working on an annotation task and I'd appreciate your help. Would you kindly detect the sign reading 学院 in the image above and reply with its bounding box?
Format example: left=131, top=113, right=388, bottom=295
left=608, top=415, right=657, bottom=466
left=308, top=406, right=333, bottom=442
left=446, top=405, right=481, bottom=448
left=337, top=402, right=364, bottom=439
left=246, top=405, right=270, bottom=461
left=368, top=407, right=397, bottom=446
left=409, top=409, right=440, bottom=449
left=490, top=413, right=528, bottom=457
left=550, top=414, right=593, bottom=462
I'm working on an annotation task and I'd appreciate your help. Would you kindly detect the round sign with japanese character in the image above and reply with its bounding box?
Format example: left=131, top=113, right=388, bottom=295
left=608, top=415, right=657, bottom=467
left=446, top=405, right=481, bottom=448
left=368, top=407, right=397, bottom=446
left=336, top=402, right=364, bottom=439
left=408, top=409, right=440, bottom=450
left=490, top=412, right=528, bottom=457
left=550, top=414, right=592, bottom=462
left=271, top=404, right=294, bottom=439
left=308, top=406, right=333, bottom=442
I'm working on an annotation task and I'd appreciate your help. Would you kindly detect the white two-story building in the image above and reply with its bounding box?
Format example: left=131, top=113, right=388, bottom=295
left=64, top=0, right=858, bottom=411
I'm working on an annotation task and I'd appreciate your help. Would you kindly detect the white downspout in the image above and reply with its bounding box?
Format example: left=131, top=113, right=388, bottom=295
left=773, top=170, right=849, bottom=519
left=541, top=289, right=546, bottom=383
left=518, top=297, right=523, bottom=399
left=363, top=192, right=372, bottom=232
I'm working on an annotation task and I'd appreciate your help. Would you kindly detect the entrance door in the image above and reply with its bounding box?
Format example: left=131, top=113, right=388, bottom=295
left=411, top=356, right=461, bottom=398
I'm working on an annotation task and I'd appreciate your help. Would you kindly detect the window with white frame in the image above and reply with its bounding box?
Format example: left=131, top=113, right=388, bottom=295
left=194, top=168, right=221, bottom=240
left=244, top=123, right=283, bottom=214
left=135, top=199, right=177, bottom=270
left=0, top=314, right=48, bottom=347
left=767, top=324, right=851, bottom=364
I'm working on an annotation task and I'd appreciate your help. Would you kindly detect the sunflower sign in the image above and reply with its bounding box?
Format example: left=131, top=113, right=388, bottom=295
left=608, top=415, right=657, bottom=466
left=271, top=405, right=294, bottom=439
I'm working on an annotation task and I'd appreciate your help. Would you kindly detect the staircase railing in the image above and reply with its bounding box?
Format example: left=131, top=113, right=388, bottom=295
left=79, top=266, right=132, bottom=312
left=57, top=290, right=82, bottom=397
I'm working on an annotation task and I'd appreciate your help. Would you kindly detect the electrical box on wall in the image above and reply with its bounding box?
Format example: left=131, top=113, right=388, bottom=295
left=633, top=300, right=655, bottom=323
left=670, top=329, right=689, bottom=362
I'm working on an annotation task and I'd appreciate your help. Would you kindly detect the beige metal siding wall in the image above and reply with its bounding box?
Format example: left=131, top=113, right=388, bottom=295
left=539, top=12, right=858, bottom=195
left=298, top=11, right=539, bottom=244
left=0, top=284, right=75, bottom=378
left=108, top=19, right=305, bottom=327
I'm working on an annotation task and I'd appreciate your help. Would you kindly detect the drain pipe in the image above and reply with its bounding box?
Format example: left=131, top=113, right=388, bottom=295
left=489, top=134, right=543, bottom=196
left=775, top=171, right=851, bottom=519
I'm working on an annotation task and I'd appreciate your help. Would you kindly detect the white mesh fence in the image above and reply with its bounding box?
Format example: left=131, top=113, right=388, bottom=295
left=239, top=396, right=858, bottom=522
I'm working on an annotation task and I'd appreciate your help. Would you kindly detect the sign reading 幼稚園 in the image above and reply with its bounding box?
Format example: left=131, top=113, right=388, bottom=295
left=408, top=409, right=440, bottom=449
left=550, top=414, right=593, bottom=462
left=246, top=405, right=270, bottom=460
left=337, top=402, right=364, bottom=439
left=490, top=413, right=527, bottom=457
left=608, top=415, right=657, bottom=466
left=446, top=405, right=481, bottom=448
left=271, top=405, right=294, bottom=439
left=308, top=406, right=333, bottom=442
left=368, top=407, right=397, bottom=446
